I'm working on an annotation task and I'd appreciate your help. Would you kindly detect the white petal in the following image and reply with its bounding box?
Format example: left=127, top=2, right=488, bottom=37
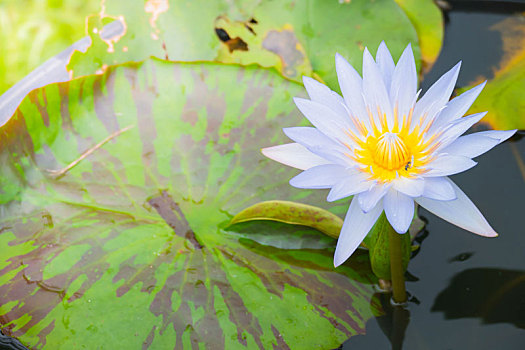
left=290, top=164, right=348, bottom=189
left=261, top=143, right=330, bottom=170
left=430, top=81, right=486, bottom=132
left=327, top=172, right=372, bottom=202
left=431, top=112, right=487, bottom=150
left=476, top=129, right=517, bottom=143
left=392, top=176, right=425, bottom=197
left=293, top=98, right=353, bottom=144
left=334, top=199, right=383, bottom=267
left=358, top=183, right=390, bottom=212
left=283, top=126, right=354, bottom=153
left=441, top=129, right=516, bottom=159
left=384, top=189, right=414, bottom=233
left=284, top=126, right=340, bottom=147
left=363, top=48, right=394, bottom=130
left=421, top=177, right=456, bottom=201
left=413, top=62, right=461, bottom=130
left=390, top=43, right=417, bottom=123
left=283, top=126, right=353, bottom=161
left=441, top=134, right=499, bottom=159
left=303, top=76, right=349, bottom=117
left=335, top=53, right=369, bottom=125
left=376, top=41, right=395, bottom=91
left=415, top=178, right=497, bottom=237
left=424, top=154, right=477, bottom=177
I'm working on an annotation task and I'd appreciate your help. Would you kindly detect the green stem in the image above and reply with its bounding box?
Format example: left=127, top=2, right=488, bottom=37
left=387, top=221, right=407, bottom=304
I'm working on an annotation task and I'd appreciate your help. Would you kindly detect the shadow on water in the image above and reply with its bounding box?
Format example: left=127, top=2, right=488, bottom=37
left=432, top=268, right=525, bottom=329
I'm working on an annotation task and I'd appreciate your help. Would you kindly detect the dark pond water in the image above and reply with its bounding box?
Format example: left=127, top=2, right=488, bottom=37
left=341, top=1, right=525, bottom=349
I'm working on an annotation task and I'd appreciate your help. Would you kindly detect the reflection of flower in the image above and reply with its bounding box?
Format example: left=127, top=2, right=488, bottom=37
left=262, top=42, right=516, bottom=267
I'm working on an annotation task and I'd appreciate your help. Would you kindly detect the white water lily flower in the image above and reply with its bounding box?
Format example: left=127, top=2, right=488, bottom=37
left=262, top=42, right=516, bottom=267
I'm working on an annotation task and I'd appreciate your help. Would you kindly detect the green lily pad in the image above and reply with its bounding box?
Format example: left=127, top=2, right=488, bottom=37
left=459, top=15, right=525, bottom=130
left=67, top=0, right=421, bottom=88
left=0, top=59, right=380, bottom=349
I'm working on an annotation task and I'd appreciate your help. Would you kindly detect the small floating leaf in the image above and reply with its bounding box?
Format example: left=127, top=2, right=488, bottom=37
left=229, top=200, right=344, bottom=239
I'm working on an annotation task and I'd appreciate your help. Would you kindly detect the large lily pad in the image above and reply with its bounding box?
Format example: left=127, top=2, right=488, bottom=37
left=459, top=14, right=525, bottom=130
left=0, top=59, right=380, bottom=349
left=68, top=0, right=421, bottom=88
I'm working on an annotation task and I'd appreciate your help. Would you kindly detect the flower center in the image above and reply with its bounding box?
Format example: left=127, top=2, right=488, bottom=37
left=373, top=132, right=410, bottom=170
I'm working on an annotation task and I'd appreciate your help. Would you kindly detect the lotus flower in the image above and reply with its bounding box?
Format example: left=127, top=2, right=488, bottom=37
left=262, top=42, right=516, bottom=267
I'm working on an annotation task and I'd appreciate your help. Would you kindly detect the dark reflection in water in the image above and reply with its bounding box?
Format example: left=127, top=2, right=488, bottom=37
left=447, top=251, right=475, bottom=263
left=336, top=293, right=411, bottom=350
left=432, top=268, right=525, bottom=329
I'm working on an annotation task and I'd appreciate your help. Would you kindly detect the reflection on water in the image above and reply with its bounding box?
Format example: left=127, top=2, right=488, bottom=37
left=433, top=268, right=525, bottom=329
left=447, top=251, right=475, bottom=263
left=337, top=293, right=411, bottom=350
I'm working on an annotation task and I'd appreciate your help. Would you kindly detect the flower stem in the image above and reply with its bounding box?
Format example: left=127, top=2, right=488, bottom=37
left=387, top=221, right=407, bottom=304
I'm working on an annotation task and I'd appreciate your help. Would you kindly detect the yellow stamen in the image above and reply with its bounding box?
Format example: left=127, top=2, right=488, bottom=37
left=373, top=133, right=410, bottom=170
left=340, top=102, right=440, bottom=182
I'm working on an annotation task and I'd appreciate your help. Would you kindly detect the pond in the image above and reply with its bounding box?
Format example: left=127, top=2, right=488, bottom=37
left=0, top=1, right=524, bottom=349
left=342, top=1, right=525, bottom=348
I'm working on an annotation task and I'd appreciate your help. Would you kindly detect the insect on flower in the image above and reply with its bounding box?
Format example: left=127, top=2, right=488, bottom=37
left=262, top=42, right=516, bottom=267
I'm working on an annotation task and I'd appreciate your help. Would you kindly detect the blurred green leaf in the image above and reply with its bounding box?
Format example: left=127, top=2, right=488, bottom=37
left=0, top=59, right=380, bottom=349
left=0, top=0, right=99, bottom=94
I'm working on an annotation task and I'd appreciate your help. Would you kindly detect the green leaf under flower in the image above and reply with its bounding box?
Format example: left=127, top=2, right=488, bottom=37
left=230, top=200, right=425, bottom=263
left=230, top=200, right=343, bottom=239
